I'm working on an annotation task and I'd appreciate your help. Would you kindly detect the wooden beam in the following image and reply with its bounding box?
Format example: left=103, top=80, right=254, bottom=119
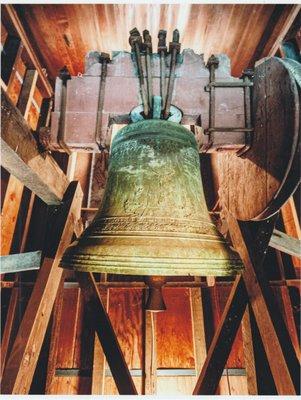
left=190, top=282, right=207, bottom=377
left=75, top=271, right=138, bottom=395
left=45, top=273, right=65, bottom=394
left=0, top=251, right=41, bottom=274
left=3, top=5, right=53, bottom=97
left=281, top=197, right=301, bottom=272
left=144, top=308, right=157, bottom=394
left=0, top=174, right=24, bottom=255
left=192, top=276, right=247, bottom=395
left=1, top=182, right=83, bottom=394
left=16, top=68, right=38, bottom=120
left=1, top=89, right=69, bottom=204
left=249, top=5, right=301, bottom=67
left=270, top=229, right=301, bottom=259
left=267, top=6, right=301, bottom=56
left=0, top=288, right=19, bottom=379
left=241, top=306, right=258, bottom=394
left=193, top=215, right=300, bottom=395
left=91, top=288, right=108, bottom=394
left=227, top=216, right=300, bottom=395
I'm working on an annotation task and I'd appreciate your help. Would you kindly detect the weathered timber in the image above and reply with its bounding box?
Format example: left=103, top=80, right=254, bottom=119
left=190, top=283, right=207, bottom=376
left=270, top=229, right=301, bottom=258
left=192, top=276, right=247, bottom=395
left=249, top=5, right=300, bottom=64
left=1, top=89, right=69, bottom=204
left=3, top=5, right=53, bottom=97
left=45, top=274, right=66, bottom=394
left=0, top=288, right=19, bottom=378
left=193, top=215, right=300, bottom=395
left=281, top=197, right=301, bottom=272
left=75, top=271, right=138, bottom=395
left=228, top=216, right=300, bottom=394
left=16, top=68, right=38, bottom=120
left=241, top=306, right=258, bottom=394
left=91, top=284, right=108, bottom=395
left=144, top=294, right=157, bottom=394
left=0, top=250, right=41, bottom=274
left=1, top=182, right=83, bottom=394
left=0, top=175, right=24, bottom=255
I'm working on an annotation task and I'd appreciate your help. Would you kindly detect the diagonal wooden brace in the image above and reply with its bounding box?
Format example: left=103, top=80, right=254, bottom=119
left=75, top=272, right=138, bottom=395
left=1, top=181, right=83, bottom=394
left=193, top=213, right=300, bottom=395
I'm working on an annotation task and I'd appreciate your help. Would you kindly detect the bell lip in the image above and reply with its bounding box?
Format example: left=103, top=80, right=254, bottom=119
left=60, top=259, right=243, bottom=276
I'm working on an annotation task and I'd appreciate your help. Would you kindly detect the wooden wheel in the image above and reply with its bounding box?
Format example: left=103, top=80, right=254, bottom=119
left=215, top=57, right=300, bottom=221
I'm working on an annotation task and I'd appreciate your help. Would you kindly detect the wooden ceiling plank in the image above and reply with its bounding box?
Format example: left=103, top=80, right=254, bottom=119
left=1, top=89, right=69, bottom=205
left=4, top=5, right=53, bottom=96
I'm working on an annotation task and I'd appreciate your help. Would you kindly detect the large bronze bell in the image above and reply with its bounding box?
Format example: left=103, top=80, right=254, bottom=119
left=61, top=120, right=242, bottom=280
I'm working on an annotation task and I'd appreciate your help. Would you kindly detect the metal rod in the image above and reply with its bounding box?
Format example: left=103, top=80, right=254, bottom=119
left=206, top=81, right=253, bottom=88
left=206, top=55, right=219, bottom=135
left=129, top=28, right=149, bottom=117
left=57, top=66, right=71, bottom=154
left=95, top=53, right=110, bottom=149
left=163, top=29, right=180, bottom=119
left=158, top=30, right=167, bottom=113
left=2, top=279, right=299, bottom=289
left=236, top=68, right=254, bottom=156
left=143, top=30, right=153, bottom=111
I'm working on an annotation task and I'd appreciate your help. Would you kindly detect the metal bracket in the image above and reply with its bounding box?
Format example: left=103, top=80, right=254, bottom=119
left=204, top=55, right=254, bottom=155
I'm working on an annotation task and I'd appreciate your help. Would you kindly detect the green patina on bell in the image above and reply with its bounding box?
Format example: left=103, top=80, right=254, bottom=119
left=61, top=119, right=242, bottom=276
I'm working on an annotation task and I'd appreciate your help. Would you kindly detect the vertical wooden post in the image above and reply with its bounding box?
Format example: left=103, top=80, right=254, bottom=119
left=144, top=306, right=157, bottom=394
left=190, top=278, right=207, bottom=376
left=91, top=283, right=108, bottom=395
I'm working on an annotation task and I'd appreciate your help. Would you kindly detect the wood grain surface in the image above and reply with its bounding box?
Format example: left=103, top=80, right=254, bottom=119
left=216, top=57, right=300, bottom=220
left=12, top=4, right=296, bottom=81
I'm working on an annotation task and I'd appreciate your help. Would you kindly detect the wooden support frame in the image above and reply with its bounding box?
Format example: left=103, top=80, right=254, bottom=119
left=76, top=272, right=137, bottom=395
left=193, top=214, right=300, bottom=395
left=1, top=182, right=83, bottom=394
left=1, top=180, right=137, bottom=395
left=1, top=89, right=69, bottom=205
left=3, top=4, right=53, bottom=97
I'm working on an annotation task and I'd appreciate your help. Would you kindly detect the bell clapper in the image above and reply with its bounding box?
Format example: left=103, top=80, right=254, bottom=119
left=145, top=275, right=167, bottom=312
